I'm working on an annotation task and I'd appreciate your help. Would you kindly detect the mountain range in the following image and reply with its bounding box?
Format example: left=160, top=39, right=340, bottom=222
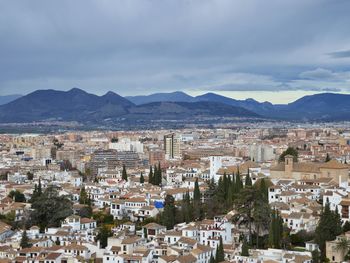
left=1, top=88, right=350, bottom=123
left=0, top=89, right=258, bottom=123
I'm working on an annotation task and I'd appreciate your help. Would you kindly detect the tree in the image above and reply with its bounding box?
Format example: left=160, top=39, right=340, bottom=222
left=335, top=237, right=350, bottom=261
left=20, top=230, right=31, bottom=248
left=245, top=169, right=252, bottom=187
left=8, top=190, right=26, bottom=202
left=215, top=236, right=225, bottom=262
left=279, top=147, right=298, bottom=162
left=26, top=172, right=34, bottom=180
left=79, top=186, right=88, bottom=205
left=193, top=178, right=201, bottom=220
left=325, top=153, right=331, bottom=162
left=96, top=225, right=112, bottom=248
left=209, top=253, right=215, bottom=263
left=315, top=202, right=342, bottom=259
left=194, top=178, right=200, bottom=201
left=233, top=187, right=256, bottom=243
left=140, top=172, right=144, bottom=184
left=343, top=221, right=350, bottom=233
left=122, top=164, right=127, bottom=181
left=148, top=166, right=153, bottom=184
left=312, top=249, right=321, bottom=263
left=268, top=210, right=283, bottom=249
left=111, top=137, right=118, bottom=143
left=30, top=186, right=73, bottom=231
left=241, top=237, right=249, bottom=256
left=253, top=198, right=271, bottom=248
left=161, top=195, right=176, bottom=230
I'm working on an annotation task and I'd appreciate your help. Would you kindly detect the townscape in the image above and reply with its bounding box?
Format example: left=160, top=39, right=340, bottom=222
left=1, top=126, right=350, bottom=262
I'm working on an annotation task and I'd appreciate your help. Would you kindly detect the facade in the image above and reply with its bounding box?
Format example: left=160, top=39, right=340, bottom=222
left=164, top=134, right=181, bottom=159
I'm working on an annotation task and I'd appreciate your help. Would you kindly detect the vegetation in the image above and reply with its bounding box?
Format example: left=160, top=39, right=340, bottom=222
left=315, top=202, right=342, bottom=259
left=8, top=190, right=26, bottom=202
left=140, top=172, right=144, bottom=184
left=279, top=147, right=298, bottom=162
left=20, top=230, right=31, bottom=248
left=161, top=195, right=176, bottom=229
left=148, top=163, right=162, bottom=186
left=122, top=164, right=127, bottom=181
left=30, top=185, right=73, bottom=231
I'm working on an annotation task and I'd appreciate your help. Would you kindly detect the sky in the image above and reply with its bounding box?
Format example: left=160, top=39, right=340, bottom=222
left=1, top=0, right=350, bottom=103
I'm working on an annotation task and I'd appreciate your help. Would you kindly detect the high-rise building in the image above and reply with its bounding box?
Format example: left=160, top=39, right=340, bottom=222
left=164, top=133, right=181, bottom=159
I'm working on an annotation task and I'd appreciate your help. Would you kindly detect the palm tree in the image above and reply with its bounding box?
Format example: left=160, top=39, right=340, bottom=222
left=335, top=237, right=350, bottom=261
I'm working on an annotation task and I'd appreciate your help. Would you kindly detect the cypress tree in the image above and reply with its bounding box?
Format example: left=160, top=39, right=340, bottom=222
left=315, top=201, right=343, bottom=258
left=259, top=178, right=268, bottom=201
left=241, top=237, right=249, bottom=256
left=148, top=166, right=153, bottom=184
left=215, top=236, right=225, bottom=262
left=122, top=164, right=127, bottom=181
left=235, top=172, right=243, bottom=193
left=20, top=230, right=31, bottom=248
left=161, top=195, right=176, bottom=229
left=226, top=183, right=233, bottom=209
left=245, top=169, right=252, bottom=187
left=194, top=178, right=200, bottom=201
left=140, top=172, right=144, bottom=184
left=79, top=186, right=88, bottom=204
left=38, top=178, right=42, bottom=195
left=153, top=165, right=158, bottom=185
left=209, top=253, right=215, bottom=263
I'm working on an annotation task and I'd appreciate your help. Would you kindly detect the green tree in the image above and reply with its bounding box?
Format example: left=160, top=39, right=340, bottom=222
left=161, top=195, right=176, bottom=230
left=279, top=147, right=298, bottom=162
left=312, top=249, right=321, bottom=263
left=268, top=209, right=283, bottom=249
left=20, top=230, right=31, bottom=248
left=30, top=186, right=73, bottom=231
left=241, top=237, right=249, bottom=256
left=148, top=166, right=153, bottom=184
left=209, top=253, right=215, bottom=263
left=343, top=221, right=350, bottom=233
left=8, top=190, right=26, bottom=202
left=215, top=236, right=225, bottom=262
left=79, top=186, right=88, bottom=205
left=315, top=202, right=342, bottom=259
left=122, top=164, right=127, bottom=181
left=233, top=187, right=256, bottom=243
left=253, top=198, right=271, bottom=248
left=140, top=172, right=144, bottom=184
left=245, top=169, right=252, bottom=187
left=193, top=178, right=202, bottom=220
left=96, top=225, right=112, bottom=248
left=325, top=153, right=331, bottom=162
left=26, top=172, right=34, bottom=181
left=194, top=178, right=200, bottom=201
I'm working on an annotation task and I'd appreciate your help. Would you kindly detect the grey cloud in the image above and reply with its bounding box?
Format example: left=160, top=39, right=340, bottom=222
left=328, top=50, right=350, bottom=58
left=299, top=68, right=336, bottom=80
left=1, top=0, right=350, bottom=96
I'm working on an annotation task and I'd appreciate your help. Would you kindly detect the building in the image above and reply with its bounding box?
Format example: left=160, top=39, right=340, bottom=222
left=149, top=149, right=165, bottom=166
left=164, top=134, right=181, bottom=159
left=270, top=155, right=349, bottom=182
left=90, top=150, right=118, bottom=176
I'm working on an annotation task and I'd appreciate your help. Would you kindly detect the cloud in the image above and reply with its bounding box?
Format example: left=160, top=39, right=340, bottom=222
left=1, top=0, right=350, bottom=97
left=299, top=68, right=336, bottom=80
left=328, top=50, right=350, bottom=58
